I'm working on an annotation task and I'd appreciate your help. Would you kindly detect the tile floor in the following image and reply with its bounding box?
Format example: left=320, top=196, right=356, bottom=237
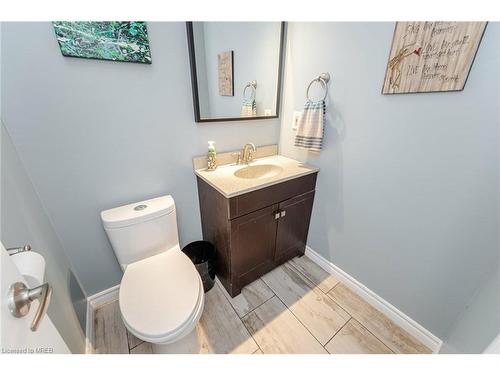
left=90, top=255, right=432, bottom=354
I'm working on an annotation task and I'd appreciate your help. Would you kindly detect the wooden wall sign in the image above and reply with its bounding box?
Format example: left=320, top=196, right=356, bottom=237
left=382, top=22, right=487, bottom=94
left=218, top=50, right=234, bottom=96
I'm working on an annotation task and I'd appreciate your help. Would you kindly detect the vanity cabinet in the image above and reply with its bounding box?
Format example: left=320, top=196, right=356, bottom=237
left=274, top=191, right=315, bottom=264
left=231, top=204, right=278, bottom=291
left=196, top=172, right=317, bottom=297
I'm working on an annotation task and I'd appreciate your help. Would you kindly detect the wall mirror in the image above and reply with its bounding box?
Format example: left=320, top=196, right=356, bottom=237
left=186, top=22, right=285, bottom=123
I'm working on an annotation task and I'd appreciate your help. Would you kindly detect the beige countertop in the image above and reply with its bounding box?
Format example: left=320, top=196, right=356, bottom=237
left=194, top=154, right=319, bottom=198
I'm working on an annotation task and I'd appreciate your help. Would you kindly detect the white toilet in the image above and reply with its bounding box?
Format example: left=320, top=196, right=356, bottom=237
left=101, top=195, right=205, bottom=353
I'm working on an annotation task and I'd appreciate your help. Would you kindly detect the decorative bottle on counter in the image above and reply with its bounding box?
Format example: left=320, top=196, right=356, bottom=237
left=207, top=141, right=217, bottom=171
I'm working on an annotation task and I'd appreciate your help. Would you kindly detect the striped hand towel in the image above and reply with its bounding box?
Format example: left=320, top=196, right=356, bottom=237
left=294, top=99, right=325, bottom=152
left=241, top=98, right=257, bottom=117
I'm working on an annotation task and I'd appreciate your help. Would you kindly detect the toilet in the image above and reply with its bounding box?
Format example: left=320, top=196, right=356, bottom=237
left=100, top=195, right=204, bottom=353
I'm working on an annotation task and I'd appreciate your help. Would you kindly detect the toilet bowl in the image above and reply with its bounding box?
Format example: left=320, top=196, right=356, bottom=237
left=101, top=195, right=204, bottom=352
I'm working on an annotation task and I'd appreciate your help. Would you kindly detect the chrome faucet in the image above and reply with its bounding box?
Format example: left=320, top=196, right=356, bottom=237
left=232, top=143, right=257, bottom=165
left=241, top=143, right=256, bottom=164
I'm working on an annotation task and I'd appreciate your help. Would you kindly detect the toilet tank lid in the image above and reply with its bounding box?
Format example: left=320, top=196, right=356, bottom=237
left=101, top=195, right=175, bottom=229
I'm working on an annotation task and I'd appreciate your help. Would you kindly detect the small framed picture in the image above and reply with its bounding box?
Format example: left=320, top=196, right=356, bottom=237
left=218, top=50, right=234, bottom=96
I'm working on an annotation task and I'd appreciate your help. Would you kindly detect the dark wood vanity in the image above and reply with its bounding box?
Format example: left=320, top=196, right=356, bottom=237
left=196, top=172, right=317, bottom=297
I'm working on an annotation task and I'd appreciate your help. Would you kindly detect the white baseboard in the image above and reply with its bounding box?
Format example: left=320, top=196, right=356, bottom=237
left=304, top=246, right=443, bottom=353
left=85, top=284, right=120, bottom=354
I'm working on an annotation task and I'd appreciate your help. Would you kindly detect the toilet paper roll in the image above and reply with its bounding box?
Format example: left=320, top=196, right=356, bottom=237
left=11, top=251, right=46, bottom=288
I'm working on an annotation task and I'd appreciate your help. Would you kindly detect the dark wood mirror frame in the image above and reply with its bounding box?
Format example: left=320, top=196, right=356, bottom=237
left=186, top=22, right=286, bottom=123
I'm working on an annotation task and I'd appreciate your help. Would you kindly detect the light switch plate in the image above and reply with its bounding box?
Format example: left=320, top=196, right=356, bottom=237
left=292, top=111, right=302, bottom=131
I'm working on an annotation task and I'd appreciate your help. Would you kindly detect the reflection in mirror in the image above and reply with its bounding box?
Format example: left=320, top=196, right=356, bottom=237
left=187, top=22, right=285, bottom=122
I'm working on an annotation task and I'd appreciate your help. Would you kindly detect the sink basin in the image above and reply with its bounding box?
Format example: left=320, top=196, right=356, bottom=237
left=234, top=164, right=283, bottom=179
left=194, top=153, right=319, bottom=198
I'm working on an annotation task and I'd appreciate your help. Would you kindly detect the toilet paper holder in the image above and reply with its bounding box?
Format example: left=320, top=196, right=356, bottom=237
left=6, top=243, right=51, bottom=331
left=6, top=244, right=32, bottom=256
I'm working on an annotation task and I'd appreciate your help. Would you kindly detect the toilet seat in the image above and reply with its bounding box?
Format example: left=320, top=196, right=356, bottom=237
left=119, top=245, right=204, bottom=343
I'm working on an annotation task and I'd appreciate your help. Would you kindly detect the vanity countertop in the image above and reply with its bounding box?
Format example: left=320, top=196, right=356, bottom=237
left=194, top=154, right=319, bottom=198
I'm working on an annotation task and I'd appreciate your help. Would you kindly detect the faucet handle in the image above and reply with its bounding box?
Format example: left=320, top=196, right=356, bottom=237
left=247, top=149, right=255, bottom=162
left=231, top=152, right=242, bottom=164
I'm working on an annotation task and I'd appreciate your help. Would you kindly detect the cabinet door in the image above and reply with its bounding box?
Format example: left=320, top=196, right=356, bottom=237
left=230, top=204, right=279, bottom=292
left=275, top=191, right=315, bottom=264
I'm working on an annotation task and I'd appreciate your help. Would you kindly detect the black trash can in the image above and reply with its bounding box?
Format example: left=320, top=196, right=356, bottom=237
left=182, top=241, right=216, bottom=292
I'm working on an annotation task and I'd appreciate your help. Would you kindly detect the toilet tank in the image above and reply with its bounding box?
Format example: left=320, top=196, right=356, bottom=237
left=101, top=195, right=179, bottom=270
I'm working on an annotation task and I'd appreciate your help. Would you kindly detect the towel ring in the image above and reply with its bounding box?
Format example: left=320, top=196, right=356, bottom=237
left=243, top=80, right=257, bottom=101
left=306, top=73, right=330, bottom=101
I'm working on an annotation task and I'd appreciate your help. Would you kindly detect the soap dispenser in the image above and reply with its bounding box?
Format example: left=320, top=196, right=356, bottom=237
left=207, top=141, right=217, bottom=171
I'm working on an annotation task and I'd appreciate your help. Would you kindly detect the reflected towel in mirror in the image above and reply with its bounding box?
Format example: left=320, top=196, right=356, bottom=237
left=241, top=98, right=257, bottom=117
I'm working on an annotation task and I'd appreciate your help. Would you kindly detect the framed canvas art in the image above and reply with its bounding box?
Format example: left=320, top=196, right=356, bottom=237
left=53, top=21, right=152, bottom=64
left=382, top=22, right=487, bottom=94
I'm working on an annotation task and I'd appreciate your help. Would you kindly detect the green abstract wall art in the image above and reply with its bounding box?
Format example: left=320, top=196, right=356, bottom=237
left=53, top=21, right=152, bottom=64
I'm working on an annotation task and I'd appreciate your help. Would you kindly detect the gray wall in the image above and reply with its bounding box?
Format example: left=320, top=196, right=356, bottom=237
left=441, top=266, right=500, bottom=353
left=1, top=22, right=280, bottom=296
left=1, top=125, right=86, bottom=353
left=197, top=22, right=281, bottom=118
left=3, top=23, right=85, bottom=353
left=0, top=23, right=2, bottom=116
left=279, top=22, right=499, bottom=339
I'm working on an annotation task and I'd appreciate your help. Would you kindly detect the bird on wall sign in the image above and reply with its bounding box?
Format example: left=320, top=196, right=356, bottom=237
left=387, top=43, right=422, bottom=89
left=382, top=22, right=487, bottom=94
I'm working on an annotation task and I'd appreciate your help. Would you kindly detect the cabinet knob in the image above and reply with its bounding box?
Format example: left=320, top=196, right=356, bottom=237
left=274, top=212, right=280, bottom=220
left=280, top=210, right=286, bottom=218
